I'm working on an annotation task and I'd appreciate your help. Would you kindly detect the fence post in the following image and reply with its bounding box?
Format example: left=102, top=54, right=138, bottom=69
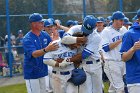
left=83, top=0, right=86, bottom=18
left=6, top=0, right=12, bottom=77
left=119, top=0, right=123, bottom=11
left=48, top=0, right=53, bottom=18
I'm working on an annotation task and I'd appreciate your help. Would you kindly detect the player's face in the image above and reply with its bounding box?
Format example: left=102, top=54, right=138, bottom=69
left=32, top=21, right=44, bottom=31
left=115, top=20, right=124, bottom=28
left=96, top=22, right=104, bottom=28
left=44, top=26, right=53, bottom=35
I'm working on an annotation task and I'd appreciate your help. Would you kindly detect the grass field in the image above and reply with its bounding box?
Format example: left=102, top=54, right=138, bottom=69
left=0, top=82, right=109, bottom=93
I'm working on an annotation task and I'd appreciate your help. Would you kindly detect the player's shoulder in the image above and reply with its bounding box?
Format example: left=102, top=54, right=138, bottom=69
left=120, top=26, right=128, bottom=34
left=23, top=31, right=33, bottom=41
left=67, top=25, right=82, bottom=35
left=88, top=31, right=101, bottom=41
left=100, top=27, right=111, bottom=36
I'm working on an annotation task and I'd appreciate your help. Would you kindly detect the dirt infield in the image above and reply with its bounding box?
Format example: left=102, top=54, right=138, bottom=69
left=0, top=75, right=25, bottom=87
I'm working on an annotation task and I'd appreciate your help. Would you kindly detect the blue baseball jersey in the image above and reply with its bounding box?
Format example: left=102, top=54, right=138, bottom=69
left=120, top=22, right=140, bottom=84
left=23, top=31, right=51, bottom=79
left=58, top=30, right=65, bottom=38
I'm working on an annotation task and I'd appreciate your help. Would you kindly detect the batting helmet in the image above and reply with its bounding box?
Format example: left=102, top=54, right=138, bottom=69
left=82, top=15, right=97, bottom=35
left=68, top=68, right=86, bottom=86
left=111, top=11, right=125, bottom=20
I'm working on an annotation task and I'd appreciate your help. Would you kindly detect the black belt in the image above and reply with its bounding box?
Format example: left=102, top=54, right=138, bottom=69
left=52, top=71, right=70, bottom=75
left=86, top=59, right=100, bottom=64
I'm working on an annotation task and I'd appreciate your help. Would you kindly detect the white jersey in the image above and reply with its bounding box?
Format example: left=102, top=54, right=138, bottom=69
left=64, top=25, right=101, bottom=60
left=101, top=26, right=127, bottom=61
left=43, top=39, right=76, bottom=71
left=65, top=25, right=83, bottom=35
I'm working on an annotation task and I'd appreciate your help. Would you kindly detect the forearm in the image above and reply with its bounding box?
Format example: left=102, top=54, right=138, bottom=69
left=32, top=48, right=46, bottom=58
left=69, top=54, right=82, bottom=63
left=109, top=40, right=121, bottom=50
left=61, top=36, right=86, bottom=44
left=59, top=25, right=69, bottom=32
left=122, top=47, right=136, bottom=62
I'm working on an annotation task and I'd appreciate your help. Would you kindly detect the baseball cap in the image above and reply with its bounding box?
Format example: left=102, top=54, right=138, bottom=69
left=136, top=9, right=140, bottom=18
left=106, top=16, right=112, bottom=21
left=18, top=30, right=23, bottom=34
left=44, top=19, right=54, bottom=27
left=97, top=17, right=105, bottom=23
left=111, top=11, right=125, bottom=20
left=123, top=17, right=132, bottom=25
left=81, top=15, right=97, bottom=35
left=66, top=20, right=75, bottom=27
left=29, top=13, right=43, bottom=23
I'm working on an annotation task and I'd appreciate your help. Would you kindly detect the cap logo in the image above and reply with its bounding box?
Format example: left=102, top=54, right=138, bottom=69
left=87, top=24, right=91, bottom=29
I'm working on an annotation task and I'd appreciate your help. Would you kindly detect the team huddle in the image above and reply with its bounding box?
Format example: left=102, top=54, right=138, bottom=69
left=23, top=9, right=140, bottom=93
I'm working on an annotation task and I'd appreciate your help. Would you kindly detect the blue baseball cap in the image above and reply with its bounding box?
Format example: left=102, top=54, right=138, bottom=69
left=29, top=13, right=43, bottom=23
left=44, top=19, right=54, bottom=27
left=81, top=15, right=97, bottom=35
left=123, top=17, right=132, bottom=25
left=97, top=17, right=105, bottom=23
left=106, top=16, right=112, bottom=21
left=136, top=9, right=140, bottom=18
left=73, top=21, right=79, bottom=25
left=111, top=11, right=125, bottom=20
left=66, top=20, right=75, bottom=27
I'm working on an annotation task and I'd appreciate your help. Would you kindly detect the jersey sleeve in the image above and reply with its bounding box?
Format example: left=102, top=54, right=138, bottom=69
left=82, top=33, right=101, bottom=59
left=43, top=52, right=53, bottom=61
left=120, top=32, right=133, bottom=53
left=23, top=37, right=36, bottom=59
left=100, top=29, right=110, bottom=52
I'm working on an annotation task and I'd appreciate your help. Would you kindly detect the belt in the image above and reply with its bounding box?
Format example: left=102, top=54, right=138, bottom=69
left=52, top=71, right=70, bottom=75
left=104, top=59, right=122, bottom=62
left=86, top=59, right=100, bottom=64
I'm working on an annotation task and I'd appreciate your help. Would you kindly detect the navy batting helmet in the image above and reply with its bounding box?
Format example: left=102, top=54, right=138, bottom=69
left=68, top=68, right=86, bottom=86
left=82, top=15, right=97, bottom=35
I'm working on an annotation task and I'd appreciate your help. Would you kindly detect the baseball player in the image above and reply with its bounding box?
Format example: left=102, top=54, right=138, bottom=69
left=120, top=9, right=140, bottom=93
left=43, top=33, right=86, bottom=93
left=100, top=11, right=127, bottom=93
left=61, top=15, right=103, bottom=93
left=23, top=13, right=59, bottom=93
left=44, top=18, right=62, bottom=93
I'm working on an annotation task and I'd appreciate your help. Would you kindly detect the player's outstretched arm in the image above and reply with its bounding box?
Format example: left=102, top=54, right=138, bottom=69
left=32, top=42, right=59, bottom=58
left=61, top=36, right=87, bottom=44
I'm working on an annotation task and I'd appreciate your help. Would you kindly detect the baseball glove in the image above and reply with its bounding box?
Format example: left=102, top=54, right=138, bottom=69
left=68, top=68, right=86, bottom=86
